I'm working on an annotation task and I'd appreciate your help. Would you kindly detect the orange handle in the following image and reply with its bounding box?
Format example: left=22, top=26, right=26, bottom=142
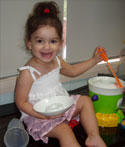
left=106, top=61, right=123, bottom=88
left=97, top=48, right=108, bottom=61
left=98, top=48, right=123, bottom=88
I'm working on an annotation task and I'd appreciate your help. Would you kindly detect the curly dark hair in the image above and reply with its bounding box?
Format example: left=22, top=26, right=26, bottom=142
left=25, top=1, right=63, bottom=41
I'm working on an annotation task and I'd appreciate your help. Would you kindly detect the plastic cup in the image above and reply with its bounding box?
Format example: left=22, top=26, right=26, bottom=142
left=4, top=118, right=29, bottom=147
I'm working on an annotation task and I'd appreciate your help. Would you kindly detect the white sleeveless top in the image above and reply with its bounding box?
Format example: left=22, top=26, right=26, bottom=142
left=19, top=57, right=69, bottom=120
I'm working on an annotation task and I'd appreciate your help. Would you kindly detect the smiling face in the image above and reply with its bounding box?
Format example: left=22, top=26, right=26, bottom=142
left=27, top=25, right=62, bottom=63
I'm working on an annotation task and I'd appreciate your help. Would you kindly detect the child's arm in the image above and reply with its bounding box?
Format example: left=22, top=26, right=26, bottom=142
left=15, top=70, right=48, bottom=119
left=59, top=47, right=103, bottom=77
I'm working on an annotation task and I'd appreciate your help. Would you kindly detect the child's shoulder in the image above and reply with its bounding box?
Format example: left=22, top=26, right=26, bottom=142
left=18, top=59, right=35, bottom=82
left=57, top=55, right=62, bottom=60
left=18, top=68, right=33, bottom=82
left=57, top=56, right=68, bottom=67
left=57, top=56, right=64, bottom=64
left=16, top=69, right=33, bottom=90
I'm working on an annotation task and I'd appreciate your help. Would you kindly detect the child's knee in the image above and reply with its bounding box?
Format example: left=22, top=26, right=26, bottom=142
left=47, top=123, right=71, bottom=139
left=77, top=96, right=94, bottom=111
left=79, top=95, right=92, bottom=104
left=54, top=123, right=73, bottom=139
left=59, top=123, right=71, bottom=132
left=54, top=123, right=72, bottom=134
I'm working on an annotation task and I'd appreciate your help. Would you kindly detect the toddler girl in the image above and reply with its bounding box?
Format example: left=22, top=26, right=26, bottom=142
left=15, top=1, right=106, bottom=147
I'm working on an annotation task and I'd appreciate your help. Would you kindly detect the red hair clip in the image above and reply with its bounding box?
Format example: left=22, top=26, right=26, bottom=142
left=43, top=8, right=50, bottom=13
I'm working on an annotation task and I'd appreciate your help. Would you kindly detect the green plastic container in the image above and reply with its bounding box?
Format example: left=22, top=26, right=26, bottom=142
left=89, top=90, right=122, bottom=113
left=88, top=76, right=124, bottom=113
left=88, top=76, right=125, bottom=123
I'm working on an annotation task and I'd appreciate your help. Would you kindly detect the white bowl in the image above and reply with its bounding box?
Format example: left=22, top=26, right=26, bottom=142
left=33, top=96, right=74, bottom=116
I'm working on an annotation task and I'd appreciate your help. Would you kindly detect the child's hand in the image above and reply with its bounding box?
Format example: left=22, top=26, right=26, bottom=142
left=93, top=46, right=106, bottom=64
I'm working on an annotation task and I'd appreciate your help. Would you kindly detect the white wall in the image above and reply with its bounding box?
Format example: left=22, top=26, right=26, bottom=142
left=0, top=0, right=63, bottom=78
left=0, top=0, right=124, bottom=77
left=66, top=0, right=124, bottom=63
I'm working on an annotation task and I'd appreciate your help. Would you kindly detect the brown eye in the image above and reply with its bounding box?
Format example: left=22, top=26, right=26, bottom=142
left=51, top=40, right=57, bottom=44
left=37, top=40, right=43, bottom=43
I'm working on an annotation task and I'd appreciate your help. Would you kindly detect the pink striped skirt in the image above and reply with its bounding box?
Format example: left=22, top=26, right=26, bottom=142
left=23, top=95, right=80, bottom=144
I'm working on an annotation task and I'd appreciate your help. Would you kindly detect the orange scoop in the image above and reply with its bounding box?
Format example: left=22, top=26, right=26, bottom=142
left=98, top=48, right=123, bottom=88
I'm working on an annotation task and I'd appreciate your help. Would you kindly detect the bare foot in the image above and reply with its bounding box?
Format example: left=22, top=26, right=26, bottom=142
left=85, top=135, right=107, bottom=147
